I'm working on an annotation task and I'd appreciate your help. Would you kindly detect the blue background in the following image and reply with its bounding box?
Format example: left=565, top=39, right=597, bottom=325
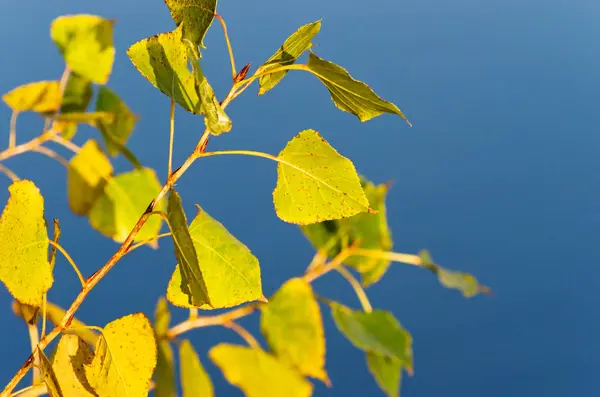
left=1, top=0, right=598, bottom=396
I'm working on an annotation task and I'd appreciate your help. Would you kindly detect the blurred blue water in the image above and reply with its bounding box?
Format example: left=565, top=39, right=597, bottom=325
left=1, top=1, right=598, bottom=396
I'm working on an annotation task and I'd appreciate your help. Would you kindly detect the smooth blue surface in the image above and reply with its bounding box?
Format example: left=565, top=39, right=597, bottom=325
left=1, top=1, right=598, bottom=396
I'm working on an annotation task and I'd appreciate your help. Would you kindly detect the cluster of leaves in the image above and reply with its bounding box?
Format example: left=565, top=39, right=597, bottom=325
left=0, top=2, right=487, bottom=397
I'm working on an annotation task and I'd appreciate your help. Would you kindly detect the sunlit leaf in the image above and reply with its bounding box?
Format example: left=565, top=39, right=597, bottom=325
left=167, top=190, right=210, bottom=308
left=167, top=205, right=262, bottom=309
left=180, top=339, right=214, bottom=397
left=60, top=72, right=93, bottom=139
left=51, top=15, right=115, bottom=84
left=39, top=347, right=64, bottom=397
left=367, top=352, right=402, bottom=397
left=46, top=302, right=99, bottom=346
left=164, top=0, right=217, bottom=48
left=419, top=250, right=488, bottom=298
left=0, top=181, right=52, bottom=307
left=2, top=81, right=60, bottom=113
left=52, top=335, right=96, bottom=397
left=88, top=168, right=165, bottom=243
left=185, top=42, right=231, bottom=135
left=274, top=129, right=370, bottom=225
left=257, top=20, right=321, bottom=95
left=154, top=298, right=176, bottom=397
left=95, top=87, right=138, bottom=156
left=84, top=313, right=157, bottom=397
left=302, top=177, right=393, bottom=286
left=330, top=302, right=413, bottom=373
left=210, top=344, right=312, bottom=397
left=260, top=278, right=327, bottom=382
left=306, top=52, right=409, bottom=124
left=49, top=219, right=61, bottom=272
left=67, top=140, right=113, bottom=216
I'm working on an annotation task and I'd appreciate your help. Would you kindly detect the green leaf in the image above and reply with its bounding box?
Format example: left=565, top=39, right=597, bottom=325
left=39, top=347, right=64, bottom=397
left=51, top=15, right=115, bottom=84
left=185, top=43, right=231, bottom=135
left=260, top=278, right=328, bottom=382
left=330, top=302, right=413, bottom=373
left=2, top=81, right=60, bottom=113
left=154, top=298, right=176, bottom=397
left=84, top=313, right=157, bottom=397
left=60, top=72, right=93, bottom=114
left=88, top=168, right=165, bottom=243
left=273, top=129, right=370, bottom=225
left=67, top=140, right=113, bottom=216
left=419, top=250, right=488, bottom=298
left=46, top=302, right=99, bottom=346
left=367, top=352, right=402, bottom=397
left=167, top=205, right=263, bottom=309
left=52, top=335, right=96, bottom=397
left=257, top=20, right=321, bottom=95
left=210, top=344, right=312, bottom=397
left=164, top=0, right=218, bottom=48
left=94, top=87, right=138, bottom=157
left=180, top=339, right=214, bottom=397
left=54, top=112, right=114, bottom=124
left=0, top=181, right=52, bottom=307
left=301, top=177, right=393, bottom=286
left=306, top=52, right=409, bottom=124
left=167, top=190, right=210, bottom=308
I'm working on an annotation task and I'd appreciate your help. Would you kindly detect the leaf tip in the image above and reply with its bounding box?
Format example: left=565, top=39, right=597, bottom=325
left=258, top=295, right=269, bottom=303
left=367, top=207, right=379, bottom=215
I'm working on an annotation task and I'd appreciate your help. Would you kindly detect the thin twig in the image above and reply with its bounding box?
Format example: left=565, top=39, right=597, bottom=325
left=168, top=99, right=175, bottom=176
left=9, top=111, right=18, bottom=149
left=31, top=147, right=69, bottom=168
left=352, top=249, right=422, bottom=266
left=47, top=240, right=85, bottom=288
left=26, top=325, right=40, bottom=385
left=225, top=321, right=260, bottom=349
left=126, top=233, right=171, bottom=254
left=0, top=164, right=19, bottom=181
left=168, top=304, right=257, bottom=339
left=51, top=136, right=81, bottom=154
left=215, top=14, right=237, bottom=79
left=335, top=266, right=373, bottom=312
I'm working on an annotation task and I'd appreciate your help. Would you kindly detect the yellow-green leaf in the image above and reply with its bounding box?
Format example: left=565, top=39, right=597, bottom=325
left=46, top=302, right=99, bottom=346
left=419, top=250, right=488, bottom=298
left=306, top=52, right=409, bottom=124
left=84, top=313, right=157, bottom=397
left=166, top=190, right=210, bottom=308
left=49, top=219, right=61, bottom=272
left=330, top=302, right=413, bottom=373
left=0, top=181, right=52, bottom=307
left=67, top=140, right=113, bottom=216
left=54, top=112, right=114, bottom=124
left=367, top=352, right=403, bottom=397
left=88, top=168, right=165, bottom=243
left=274, top=129, right=370, bottom=225
left=180, top=339, right=214, bottom=397
left=258, top=20, right=321, bottom=95
left=2, top=81, right=60, bottom=113
left=61, top=72, right=93, bottom=113
left=301, top=177, right=393, bottom=286
left=39, top=348, right=64, bottom=397
left=95, top=87, right=138, bottom=156
left=154, top=298, right=176, bottom=397
left=164, top=0, right=217, bottom=48
left=260, top=278, right=327, bottom=382
left=210, top=344, right=312, bottom=397
left=51, top=15, right=115, bottom=84
left=167, top=205, right=262, bottom=309
left=51, top=335, right=95, bottom=397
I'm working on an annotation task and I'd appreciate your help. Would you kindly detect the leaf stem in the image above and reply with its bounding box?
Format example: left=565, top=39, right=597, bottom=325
left=168, top=304, right=257, bottom=339
left=0, top=164, right=19, bottom=182
left=352, top=249, right=422, bottom=267
left=225, top=321, right=260, bottom=349
left=47, top=240, right=85, bottom=287
left=26, top=325, right=40, bottom=385
left=215, top=14, right=237, bottom=80
left=9, top=111, right=18, bottom=149
left=168, top=99, right=175, bottom=176
left=31, top=147, right=69, bottom=168
left=335, top=266, right=373, bottom=312
left=126, top=232, right=172, bottom=254
left=50, top=136, right=80, bottom=154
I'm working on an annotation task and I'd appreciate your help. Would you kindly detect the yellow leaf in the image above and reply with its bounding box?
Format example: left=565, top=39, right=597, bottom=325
left=180, top=340, right=213, bottom=397
left=39, top=347, right=64, bottom=397
left=68, top=140, right=113, bottom=216
left=51, top=15, right=115, bottom=84
left=0, top=180, right=52, bottom=307
left=84, top=313, right=157, bottom=397
left=273, top=129, right=370, bottom=225
left=210, top=344, right=312, bottom=397
left=2, top=81, right=60, bottom=113
left=260, top=278, right=328, bottom=382
left=52, top=335, right=95, bottom=397
left=154, top=298, right=176, bottom=397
